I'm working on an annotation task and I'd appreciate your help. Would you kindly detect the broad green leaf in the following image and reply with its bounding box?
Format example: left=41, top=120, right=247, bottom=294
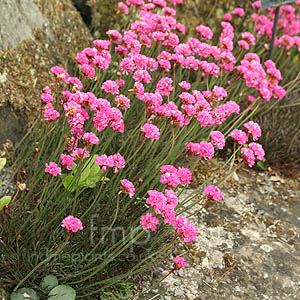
left=0, top=196, right=11, bottom=211
left=10, top=288, right=39, bottom=300
left=61, top=174, right=75, bottom=193
left=40, top=275, right=59, bottom=292
left=256, top=161, right=265, bottom=171
left=0, top=158, right=6, bottom=172
left=48, top=285, right=76, bottom=300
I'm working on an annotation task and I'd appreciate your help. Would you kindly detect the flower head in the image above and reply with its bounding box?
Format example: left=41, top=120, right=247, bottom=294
left=140, top=213, right=160, bottom=231
left=173, top=256, right=187, bottom=269
left=62, top=215, right=83, bottom=233
left=120, top=179, right=135, bottom=198
left=204, top=185, right=223, bottom=201
left=141, top=123, right=160, bottom=140
left=45, top=162, right=61, bottom=176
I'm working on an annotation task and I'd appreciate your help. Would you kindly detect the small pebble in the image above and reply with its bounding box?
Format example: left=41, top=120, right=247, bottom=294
left=151, top=289, right=159, bottom=293
left=174, top=281, right=181, bottom=286
left=235, top=286, right=241, bottom=292
left=174, top=288, right=185, bottom=297
left=249, top=285, right=257, bottom=291
left=264, top=273, right=269, bottom=279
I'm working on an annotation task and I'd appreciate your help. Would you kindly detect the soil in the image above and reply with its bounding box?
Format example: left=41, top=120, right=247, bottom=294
left=138, top=162, right=300, bottom=300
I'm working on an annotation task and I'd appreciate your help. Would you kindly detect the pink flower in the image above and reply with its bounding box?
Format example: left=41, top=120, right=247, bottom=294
left=101, top=80, right=119, bottom=95
left=229, top=129, right=248, bottom=145
left=155, top=77, right=173, bottom=96
left=118, top=2, right=129, bottom=14
left=81, top=64, right=95, bottom=79
left=249, top=143, right=265, bottom=160
left=160, top=172, right=181, bottom=188
left=83, top=132, right=99, bottom=146
left=146, top=190, right=167, bottom=214
left=185, top=142, right=215, bottom=160
left=223, top=13, right=232, bottom=21
left=62, top=215, right=83, bottom=233
left=141, top=123, right=160, bottom=140
left=232, top=8, right=245, bottom=17
left=173, top=256, right=187, bottom=269
left=210, top=131, right=225, bottom=150
left=115, top=95, right=131, bottom=111
left=45, top=162, right=61, bottom=176
left=172, top=216, right=198, bottom=242
left=44, top=103, right=60, bottom=121
left=179, top=81, right=191, bottom=91
left=176, top=167, right=192, bottom=185
left=50, top=66, right=69, bottom=81
left=40, top=93, right=53, bottom=104
left=204, top=185, right=223, bottom=201
left=160, top=165, right=177, bottom=173
left=241, top=148, right=255, bottom=167
left=165, top=189, right=178, bottom=208
left=196, top=25, right=213, bottom=40
left=238, top=40, right=250, bottom=50
left=242, top=32, right=256, bottom=45
left=106, top=29, right=122, bottom=44
left=140, top=213, right=160, bottom=231
left=95, top=154, right=114, bottom=171
left=133, top=70, right=152, bottom=83
left=243, top=121, right=261, bottom=141
left=120, top=179, right=135, bottom=198
left=60, top=154, right=74, bottom=170
left=72, top=148, right=90, bottom=161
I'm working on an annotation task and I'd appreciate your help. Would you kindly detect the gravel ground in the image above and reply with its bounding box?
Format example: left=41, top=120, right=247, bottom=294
left=138, top=162, right=300, bottom=300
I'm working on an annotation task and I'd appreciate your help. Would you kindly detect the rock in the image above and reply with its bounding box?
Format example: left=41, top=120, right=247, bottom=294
left=0, top=0, right=92, bottom=146
left=185, top=293, right=196, bottom=300
left=174, top=288, right=185, bottom=297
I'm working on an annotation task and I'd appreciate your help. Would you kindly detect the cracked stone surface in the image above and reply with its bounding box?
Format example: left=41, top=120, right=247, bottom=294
left=138, top=163, right=300, bottom=300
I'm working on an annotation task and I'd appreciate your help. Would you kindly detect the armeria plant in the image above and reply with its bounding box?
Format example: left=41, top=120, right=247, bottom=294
left=1, top=0, right=299, bottom=298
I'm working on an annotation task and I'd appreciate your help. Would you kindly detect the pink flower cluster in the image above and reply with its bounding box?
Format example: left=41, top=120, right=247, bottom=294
left=185, top=141, right=215, bottom=160
left=141, top=188, right=198, bottom=243
left=141, top=123, right=160, bottom=140
left=45, top=162, right=61, bottom=176
left=173, top=256, right=187, bottom=269
left=229, top=122, right=265, bottom=167
left=120, top=179, right=135, bottom=198
left=204, top=185, right=223, bottom=201
left=61, top=215, right=83, bottom=233
left=160, top=165, right=192, bottom=188
left=95, top=153, right=125, bottom=173
left=251, top=4, right=300, bottom=45
left=237, top=54, right=286, bottom=101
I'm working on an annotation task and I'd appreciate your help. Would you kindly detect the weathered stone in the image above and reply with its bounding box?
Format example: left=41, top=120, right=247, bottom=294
left=0, top=0, right=92, bottom=146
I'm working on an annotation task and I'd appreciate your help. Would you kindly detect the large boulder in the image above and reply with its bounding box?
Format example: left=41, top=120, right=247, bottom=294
left=0, top=0, right=92, bottom=146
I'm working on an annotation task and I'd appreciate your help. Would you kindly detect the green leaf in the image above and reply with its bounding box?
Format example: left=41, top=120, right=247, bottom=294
left=256, top=161, right=265, bottom=171
left=48, top=285, right=76, bottom=300
left=61, top=174, right=75, bottom=193
left=0, top=179, right=2, bottom=186
left=40, top=275, right=59, bottom=292
left=10, top=288, right=39, bottom=300
left=0, top=196, right=11, bottom=211
left=0, top=157, right=6, bottom=172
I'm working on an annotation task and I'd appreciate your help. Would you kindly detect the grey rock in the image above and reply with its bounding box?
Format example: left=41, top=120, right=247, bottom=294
left=174, top=288, right=185, bottom=297
left=0, top=0, right=49, bottom=50
left=174, top=281, right=181, bottom=286
left=235, top=286, right=241, bottom=292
